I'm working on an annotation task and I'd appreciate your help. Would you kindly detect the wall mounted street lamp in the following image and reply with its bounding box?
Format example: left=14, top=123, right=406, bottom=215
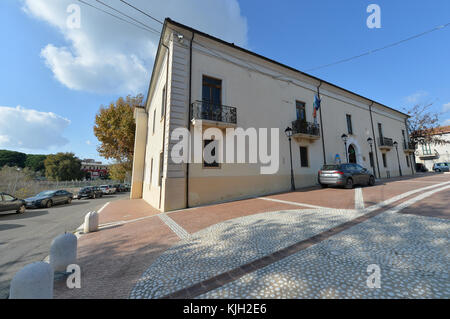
left=393, top=141, right=402, bottom=177
left=285, top=127, right=295, bottom=191
left=341, top=134, right=348, bottom=163
left=367, top=137, right=376, bottom=177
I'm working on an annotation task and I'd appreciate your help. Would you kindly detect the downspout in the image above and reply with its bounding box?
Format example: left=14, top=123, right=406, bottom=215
left=369, top=101, right=381, bottom=178
left=317, top=81, right=326, bottom=164
left=159, top=41, right=170, bottom=210
left=185, top=32, right=194, bottom=209
left=404, top=118, right=415, bottom=175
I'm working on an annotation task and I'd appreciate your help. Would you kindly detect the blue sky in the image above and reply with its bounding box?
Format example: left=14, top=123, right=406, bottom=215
left=0, top=0, right=449, bottom=163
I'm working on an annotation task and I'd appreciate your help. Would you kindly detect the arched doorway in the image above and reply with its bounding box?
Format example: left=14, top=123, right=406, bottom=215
left=348, top=144, right=357, bottom=163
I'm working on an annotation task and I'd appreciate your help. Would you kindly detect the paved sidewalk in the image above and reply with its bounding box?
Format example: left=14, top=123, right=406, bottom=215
left=54, top=174, right=450, bottom=299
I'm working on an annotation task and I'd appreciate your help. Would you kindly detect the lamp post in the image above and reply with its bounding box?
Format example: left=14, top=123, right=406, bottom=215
left=393, top=141, right=402, bottom=177
left=341, top=134, right=348, bottom=163
left=285, top=127, right=295, bottom=191
left=367, top=137, right=376, bottom=178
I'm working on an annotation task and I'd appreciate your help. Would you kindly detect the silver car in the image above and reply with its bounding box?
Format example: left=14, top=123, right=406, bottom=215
left=318, top=163, right=376, bottom=189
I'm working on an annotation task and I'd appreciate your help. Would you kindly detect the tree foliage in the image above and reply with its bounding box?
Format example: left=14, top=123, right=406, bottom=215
left=44, top=152, right=83, bottom=181
left=0, top=150, right=27, bottom=168
left=25, top=154, right=47, bottom=172
left=405, top=102, right=448, bottom=145
left=94, top=94, right=142, bottom=172
left=109, top=163, right=128, bottom=182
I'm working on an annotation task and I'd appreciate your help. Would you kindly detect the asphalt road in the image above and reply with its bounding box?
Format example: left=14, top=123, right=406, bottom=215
left=0, top=192, right=129, bottom=299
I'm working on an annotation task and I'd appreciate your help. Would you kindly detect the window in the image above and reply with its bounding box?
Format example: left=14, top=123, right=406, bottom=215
left=402, top=130, right=406, bottom=146
left=3, top=194, right=14, bottom=201
left=346, top=114, right=353, bottom=135
left=296, top=101, right=306, bottom=121
left=406, top=156, right=410, bottom=167
left=161, top=85, right=166, bottom=120
left=152, top=109, right=156, bottom=134
left=159, top=152, right=164, bottom=186
left=382, top=153, right=387, bottom=167
left=203, top=139, right=219, bottom=168
left=202, top=76, right=222, bottom=121
left=378, top=123, right=383, bottom=139
left=299, top=146, right=308, bottom=167
left=149, top=158, right=153, bottom=189
left=422, top=143, right=432, bottom=155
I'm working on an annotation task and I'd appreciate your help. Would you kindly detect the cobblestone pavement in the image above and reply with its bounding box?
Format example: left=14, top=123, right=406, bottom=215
left=130, top=209, right=363, bottom=299
left=130, top=180, right=450, bottom=299
left=199, top=212, right=449, bottom=299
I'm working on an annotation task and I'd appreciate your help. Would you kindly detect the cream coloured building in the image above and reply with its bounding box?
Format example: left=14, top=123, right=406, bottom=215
left=415, top=125, right=450, bottom=171
left=131, top=18, right=415, bottom=212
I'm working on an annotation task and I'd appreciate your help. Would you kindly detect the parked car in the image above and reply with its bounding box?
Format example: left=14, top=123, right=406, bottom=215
left=415, top=163, right=428, bottom=172
left=432, top=162, right=450, bottom=172
left=318, top=163, right=375, bottom=189
left=100, top=185, right=116, bottom=195
left=25, top=190, right=73, bottom=208
left=0, top=193, right=26, bottom=214
left=76, top=186, right=103, bottom=200
left=123, top=184, right=131, bottom=191
left=91, top=186, right=104, bottom=198
left=113, top=184, right=123, bottom=192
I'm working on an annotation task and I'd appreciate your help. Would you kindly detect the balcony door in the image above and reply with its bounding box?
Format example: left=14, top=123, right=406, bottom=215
left=202, top=76, right=222, bottom=122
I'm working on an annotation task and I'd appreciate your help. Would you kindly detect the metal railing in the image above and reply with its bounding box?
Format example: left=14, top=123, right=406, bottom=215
left=378, top=137, right=393, bottom=147
left=191, top=100, right=237, bottom=124
left=403, top=141, right=416, bottom=151
left=291, top=120, right=320, bottom=137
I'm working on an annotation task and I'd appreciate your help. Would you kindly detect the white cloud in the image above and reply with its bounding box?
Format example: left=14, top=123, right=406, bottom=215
left=443, top=118, right=450, bottom=126
left=0, top=106, right=70, bottom=150
left=442, top=103, right=450, bottom=113
left=404, top=90, right=428, bottom=104
left=22, top=0, right=248, bottom=94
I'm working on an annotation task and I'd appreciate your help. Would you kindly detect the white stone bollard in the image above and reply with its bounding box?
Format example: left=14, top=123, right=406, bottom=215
left=9, top=262, right=53, bottom=299
left=83, top=211, right=99, bottom=233
left=49, top=233, right=77, bottom=272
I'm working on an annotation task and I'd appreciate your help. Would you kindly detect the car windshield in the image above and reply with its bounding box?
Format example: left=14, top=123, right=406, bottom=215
left=322, top=165, right=340, bottom=170
left=36, top=191, right=55, bottom=196
left=80, top=187, right=90, bottom=191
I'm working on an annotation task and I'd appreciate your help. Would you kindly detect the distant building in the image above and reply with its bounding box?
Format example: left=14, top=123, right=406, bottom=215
left=415, top=125, right=450, bottom=171
left=81, top=159, right=108, bottom=180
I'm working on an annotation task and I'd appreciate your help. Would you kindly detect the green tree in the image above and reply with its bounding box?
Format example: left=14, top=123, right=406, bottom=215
left=44, top=152, right=83, bottom=181
left=25, top=154, right=47, bottom=172
left=0, top=150, right=27, bottom=168
left=93, top=94, right=143, bottom=172
left=109, top=163, right=128, bottom=182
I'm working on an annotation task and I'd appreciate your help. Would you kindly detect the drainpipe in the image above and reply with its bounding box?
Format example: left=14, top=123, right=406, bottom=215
left=404, top=118, right=415, bottom=175
left=317, top=81, right=326, bottom=164
left=369, top=101, right=381, bottom=178
left=159, top=41, right=170, bottom=210
left=185, top=32, right=194, bottom=209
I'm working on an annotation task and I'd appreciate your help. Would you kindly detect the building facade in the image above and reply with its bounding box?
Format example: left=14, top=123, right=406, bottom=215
left=415, top=125, right=450, bottom=171
left=131, top=19, right=414, bottom=212
left=81, top=159, right=109, bottom=180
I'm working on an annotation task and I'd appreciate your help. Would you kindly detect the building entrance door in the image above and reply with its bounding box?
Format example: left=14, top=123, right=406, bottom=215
left=348, top=144, right=357, bottom=163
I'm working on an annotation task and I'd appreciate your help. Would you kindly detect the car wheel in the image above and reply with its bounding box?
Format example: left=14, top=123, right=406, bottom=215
left=93, top=193, right=96, bottom=199
left=67, top=198, right=72, bottom=204
left=46, top=200, right=53, bottom=208
left=368, top=176, right=375, bottom=186
left=16, top=204, right=26, bottom=214
left=345, top=178, right=354, bottom=189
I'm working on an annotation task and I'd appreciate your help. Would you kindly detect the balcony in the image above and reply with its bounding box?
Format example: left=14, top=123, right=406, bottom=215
left=191, top=100, right=237, bottom=128
left=403, top=141, right=416, bottom=154
left=378, top=137, right=393, bottom=151
left=291, top=120, right=320, bottom=143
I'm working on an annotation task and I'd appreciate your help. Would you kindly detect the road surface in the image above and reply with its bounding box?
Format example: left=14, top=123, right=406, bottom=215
left=0, top=192, right=129, bottom=299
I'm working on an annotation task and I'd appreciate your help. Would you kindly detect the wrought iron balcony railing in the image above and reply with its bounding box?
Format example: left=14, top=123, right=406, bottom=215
left=378, top=137, right=393, bottom=147
left=403, top=141, right=416, bottom=151
left=191, top=100, right=237, bottom=125
left=291, top=120, right=320, bottom=137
